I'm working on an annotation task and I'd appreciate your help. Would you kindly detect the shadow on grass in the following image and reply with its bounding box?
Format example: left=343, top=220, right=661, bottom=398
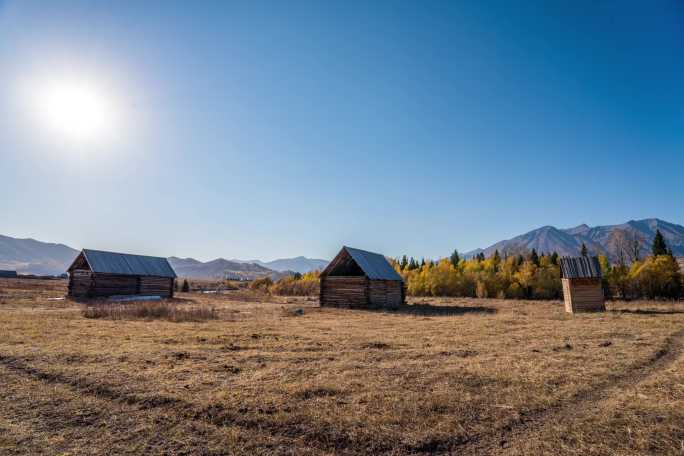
left=373, top=303, right=497, bottom=316
left=611, top=308, right=684, bottom=315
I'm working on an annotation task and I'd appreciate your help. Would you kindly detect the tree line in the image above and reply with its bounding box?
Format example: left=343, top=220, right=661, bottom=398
left=176, top=230, right=681, bottom=300
left=392, top=229, right=682, bottom=300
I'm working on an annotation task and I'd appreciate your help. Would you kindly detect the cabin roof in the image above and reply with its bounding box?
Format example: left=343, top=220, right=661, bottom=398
left=71, top=249, right=177, bottom=278
left=323, top=246, right=403, bottom=281
left=559, top=256, right=602, bottom=279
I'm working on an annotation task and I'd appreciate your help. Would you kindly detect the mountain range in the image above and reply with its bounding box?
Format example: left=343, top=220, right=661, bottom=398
left=0, top=235, right=79, bottom=276
left=230, top=256, right=329, bottom=274
left=465, top=218, right=684, bottom=263
left=0, top=235, right=328, bottom=277
left=2, top=218, right=681, bottom=276
left=167, top=257, right=295, bottom=280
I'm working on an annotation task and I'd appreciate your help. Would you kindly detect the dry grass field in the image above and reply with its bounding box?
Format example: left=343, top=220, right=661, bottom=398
left=1, top=278, right=683, bottom=455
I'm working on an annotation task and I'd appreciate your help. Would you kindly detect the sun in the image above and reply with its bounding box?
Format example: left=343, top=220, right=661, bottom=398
left=35, top=80, right=117, bottom=144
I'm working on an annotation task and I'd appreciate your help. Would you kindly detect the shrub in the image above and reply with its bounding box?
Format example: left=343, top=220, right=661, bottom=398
left=83, top=301, right=218, bottom=322
left=249, top=276, right=273, bottom=292
left=270, top=274, right=319, bottom=296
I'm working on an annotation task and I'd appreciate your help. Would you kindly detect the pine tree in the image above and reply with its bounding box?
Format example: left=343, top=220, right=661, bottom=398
left=581, top=243, right=588, bottom=257
left=400, top=255, right=408, bottom=270
left=420, top=258, right=426, bottom=268
left=181, top=279, right=190, bottom=292
left=550, top=252, right=559, bottom=265
left=493, top=249, right=501, bottom=262
left=652, top=229, right=668, bottom=256
left=449, top=249, right=460, bottom=268
left=529, top=249, right=539, bottom=266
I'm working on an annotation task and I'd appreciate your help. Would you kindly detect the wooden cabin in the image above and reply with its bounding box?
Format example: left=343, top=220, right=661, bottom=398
left=560, top=256, right=605, bottom=313
left=67, top=249, right=176, bottom=298
left=320, top=246, right=405, bottom=309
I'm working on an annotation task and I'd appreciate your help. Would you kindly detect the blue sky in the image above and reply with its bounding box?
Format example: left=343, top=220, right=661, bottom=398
left=1, top=1, right=683, bottom=261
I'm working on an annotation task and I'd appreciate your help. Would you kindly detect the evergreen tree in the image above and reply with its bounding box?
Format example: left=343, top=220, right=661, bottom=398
left=400, top=255, right=408, bottom=270
left=550, top=252, right=559, bottom=266
left=181, top=279, right=190, bottom=292
left=581, top=243, right=588, bottom=257
left=493, top=249, right=501, bottom=262
left=408, top=257, right=417, bottom=270
left=420, top=258, right=426, bottom=268
left=516, top=254, right=524, bottom=266
left=529, top=249, right=539, bottom=266
left=449, top=249, right=460, bottom=268
left=652, top=229, right=668, bottom=256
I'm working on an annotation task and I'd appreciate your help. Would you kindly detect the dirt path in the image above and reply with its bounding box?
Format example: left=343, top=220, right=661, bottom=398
left=457, top=329, right=684, bottom=455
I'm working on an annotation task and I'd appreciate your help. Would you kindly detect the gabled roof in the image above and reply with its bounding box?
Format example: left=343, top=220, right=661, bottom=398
left=71, top=249, right=177, bottom=278
left=559, top=256, right=602, bottom=279
left=323, top=246, right=403, bottom=281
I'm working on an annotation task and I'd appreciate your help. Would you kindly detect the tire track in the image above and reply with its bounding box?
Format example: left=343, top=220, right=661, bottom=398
left=2, top=330, right=683, bottom=455
left=0, top=354, right=383, bottom=454
left=456, top=329, right=684, bottom=455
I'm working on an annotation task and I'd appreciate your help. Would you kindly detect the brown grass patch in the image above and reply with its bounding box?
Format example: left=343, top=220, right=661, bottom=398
left=82, top=300, right=218, bottom=322
left=1, top=278, right=684, bottom=455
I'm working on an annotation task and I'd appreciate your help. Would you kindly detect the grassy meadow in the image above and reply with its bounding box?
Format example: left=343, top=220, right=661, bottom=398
left=1, top=278, right=683, bottom=455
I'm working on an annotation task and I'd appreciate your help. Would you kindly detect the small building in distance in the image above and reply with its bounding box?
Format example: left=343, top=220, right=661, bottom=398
left=559, top=256, right=605, bottom=313
left=0, top=270, right=18, bottom=278
left=320, top=246, right=405, bottom=310
left=67, top=249, right=176, bottom=298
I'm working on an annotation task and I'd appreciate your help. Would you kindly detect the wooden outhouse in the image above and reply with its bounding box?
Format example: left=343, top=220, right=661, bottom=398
left=320, top=246, right=405, bottom=309
left=559, top=256, right=605, bottom=313
left=67, top=249, right=176, bottom=298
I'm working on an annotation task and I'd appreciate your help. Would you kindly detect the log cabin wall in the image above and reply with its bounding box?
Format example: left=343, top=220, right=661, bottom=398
left=321, top=277, right=405, bottom=309
left=139, top=276, right=174, bottom=297
left=368, top=280, right=404, bottom=309
left=320, top=276, right=368, bottom=308
left=68, top=269, right=94, bottom=297
left=68, top=272, right=174, bottom=298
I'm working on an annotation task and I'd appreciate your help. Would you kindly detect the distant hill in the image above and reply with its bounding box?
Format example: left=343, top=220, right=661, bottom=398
left=0, top=235, right=79, bottom=275
left=231, top=256, right=328, bottom=273
left=167, top=256, right=281, bottom=280
left=466, top=218, right=684, bottom=263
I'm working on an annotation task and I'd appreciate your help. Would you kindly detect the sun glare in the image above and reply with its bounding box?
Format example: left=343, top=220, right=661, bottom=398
left=34, top=80, right=118, bottom=144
